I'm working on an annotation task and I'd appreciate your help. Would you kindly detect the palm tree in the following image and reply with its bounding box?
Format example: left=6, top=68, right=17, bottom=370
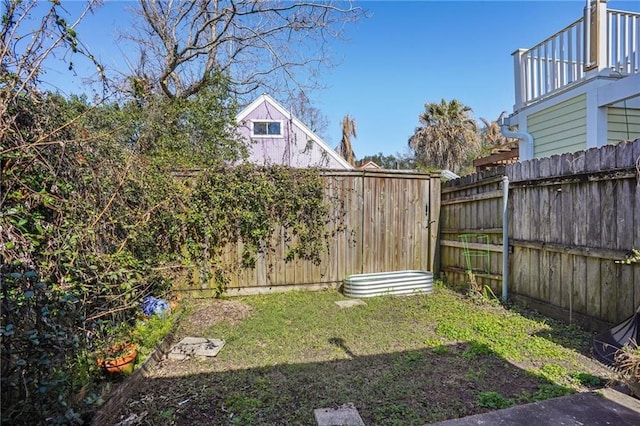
left=337, top=114, right=357, bottom=166
left=479, top=116, right=505, bottom=147
left=479, top=112, right=516, bottom=149
left=408, top=99, right=479, bottom=173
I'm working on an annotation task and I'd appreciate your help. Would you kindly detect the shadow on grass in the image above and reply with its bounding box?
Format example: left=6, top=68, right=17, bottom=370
left=109, top=340, right=574, bottom=426
left=500, top=301, right=612, bottom=390
left=446, top=284, right=595, bottom=353
left=505, top=302, right=596, bottom=354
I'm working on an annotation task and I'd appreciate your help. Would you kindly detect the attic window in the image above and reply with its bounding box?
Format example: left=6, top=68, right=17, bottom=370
left=253, top=120, right=282, bottom=136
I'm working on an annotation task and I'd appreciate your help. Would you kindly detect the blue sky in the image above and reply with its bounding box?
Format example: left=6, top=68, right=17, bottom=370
left=317, top=0, right=640, bottom=157
left=42, top=0, right=640, bottom=158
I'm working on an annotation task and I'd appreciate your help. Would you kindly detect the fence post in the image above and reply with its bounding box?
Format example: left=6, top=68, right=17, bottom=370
left=429, top=173, right=442, bottom=274
left=512, top=48, right=528, bottom=111
left=502, top=176, right=510, bottom=302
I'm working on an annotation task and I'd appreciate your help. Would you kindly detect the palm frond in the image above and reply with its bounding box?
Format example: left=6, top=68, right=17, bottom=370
left=408, top=99, right=479, bottom=172
left=337, top=114, right=357, bottom=166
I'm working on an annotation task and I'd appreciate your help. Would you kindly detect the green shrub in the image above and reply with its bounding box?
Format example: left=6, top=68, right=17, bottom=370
left=477, top=391, right=514, bottom=409
left=0, top=267, right=90, bottom=423
left=531, top=384, right=573, bottom=401
left=1, top=66, right=337, bottom=423
left=462, top=341, right=494, bottom=359
left=131, top=312, right=176, bottom=362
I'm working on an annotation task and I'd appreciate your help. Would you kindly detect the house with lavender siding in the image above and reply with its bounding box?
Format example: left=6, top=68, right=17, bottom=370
left=236, top=94, right=353, bottom=169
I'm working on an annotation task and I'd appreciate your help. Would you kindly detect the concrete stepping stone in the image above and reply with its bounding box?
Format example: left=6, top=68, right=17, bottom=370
left=167, top=337, right=225, bottom=360
left=334, top=300, right=366, bottom=308
left=314, top=403, right=365, bottom=426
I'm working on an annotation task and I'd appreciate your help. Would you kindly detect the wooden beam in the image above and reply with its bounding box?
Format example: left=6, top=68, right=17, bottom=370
left=441, top=266, right=502, bottom=281
left=511, top=239, right=629, bottom=261
left=473, top=147, right=520, bottom=169
left=441, top=190, right=503, bottom=205
left=440, top=228, right=503, bottom=234
left=441, top=175, right=504, bottom=194
left=440, top=239, right=504, bottom=253
left=509, top=168, right=637, bottom=187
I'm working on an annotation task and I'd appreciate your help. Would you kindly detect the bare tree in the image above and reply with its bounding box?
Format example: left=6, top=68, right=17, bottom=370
left=0, top=0, right=104, bottom=128
left=125, top=1, right=363, bottom=100
left=337, top=114, right=356, bottom=166
left=287, top=90, right=328, bottom=137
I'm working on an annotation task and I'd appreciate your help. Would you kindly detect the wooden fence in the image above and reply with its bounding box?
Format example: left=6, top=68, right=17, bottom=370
left=441, top=139, right=640, bottom=330
left=178, top=170, right=441, bottom=296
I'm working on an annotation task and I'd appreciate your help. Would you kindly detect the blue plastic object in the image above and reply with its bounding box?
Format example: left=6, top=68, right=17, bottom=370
left=141, top=296, right=170, bottom=317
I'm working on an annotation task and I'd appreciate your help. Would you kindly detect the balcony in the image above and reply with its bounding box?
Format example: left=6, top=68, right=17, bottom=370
left=513, top=1, right=639, bottom=111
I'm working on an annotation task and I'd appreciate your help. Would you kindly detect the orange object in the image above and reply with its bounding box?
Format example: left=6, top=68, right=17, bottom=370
left=97, top=343, right=138, bottom=375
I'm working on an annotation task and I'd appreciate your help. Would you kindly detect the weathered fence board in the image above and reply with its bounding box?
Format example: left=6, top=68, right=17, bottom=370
left=441, top=172, right=507, bottom=292
left=560, top=252, right=573, bottom=311
left=635, top=264, right=640, bottom=311
left=441, top=139, right=639, bottom=330
left=573, top=256, right=587, bottom=316
left=178, top=170, right=441, bottom=296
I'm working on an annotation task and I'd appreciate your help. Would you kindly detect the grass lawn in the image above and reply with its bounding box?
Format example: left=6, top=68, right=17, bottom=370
left=113, top=283, right=612, bottom=425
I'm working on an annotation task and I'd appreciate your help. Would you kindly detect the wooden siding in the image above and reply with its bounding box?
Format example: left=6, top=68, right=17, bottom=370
left=529, top=94, right=587, bottom=158
left=608, top=107, right=640, bottom=145
left=237, top=99, right=348, bottom=169
left=441, top=139, right=640, bottom=331
left=177, top=170, right=441, bottom=296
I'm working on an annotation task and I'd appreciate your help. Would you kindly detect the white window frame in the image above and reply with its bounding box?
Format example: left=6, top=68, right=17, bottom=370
left=251, top=120, right=283, bottom=137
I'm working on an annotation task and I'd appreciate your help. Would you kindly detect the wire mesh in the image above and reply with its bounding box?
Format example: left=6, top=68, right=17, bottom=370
left=459, top=234, right=491, bottom=274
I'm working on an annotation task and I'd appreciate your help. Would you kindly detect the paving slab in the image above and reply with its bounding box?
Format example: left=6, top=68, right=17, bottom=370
left=429, top=388, right=640, bottom=426
left=314, top=403, right=365, bottom=426
left=334, top=300, right=367, bottom=308
left=167, top=337, right=225, bottom=360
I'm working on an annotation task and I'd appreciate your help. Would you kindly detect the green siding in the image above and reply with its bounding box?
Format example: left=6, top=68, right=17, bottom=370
left=608, top=107, right=640, bottom=145
left=528, top=94, right=587, bottom=158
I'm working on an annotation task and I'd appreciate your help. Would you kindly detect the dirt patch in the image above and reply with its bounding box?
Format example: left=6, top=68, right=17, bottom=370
left=108, top=290, right=619, bottom=425
left=186, top=299, right=253, bottom=330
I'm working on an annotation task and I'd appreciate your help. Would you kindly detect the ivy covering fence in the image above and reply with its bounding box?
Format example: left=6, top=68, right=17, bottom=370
left=0, top=89, right=336, bottom=424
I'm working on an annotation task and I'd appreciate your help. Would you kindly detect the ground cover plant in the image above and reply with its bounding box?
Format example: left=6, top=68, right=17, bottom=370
left=112, top=284, right=611, bottom=425
left=1, top=1, right=358, bottom=421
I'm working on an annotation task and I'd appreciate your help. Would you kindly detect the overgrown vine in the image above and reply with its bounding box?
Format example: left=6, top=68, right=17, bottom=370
left=0, top=91, right=342, bottom=422
left=1, top=3, right=345, bottom=421
left=180, top=165, right=338, bottom=295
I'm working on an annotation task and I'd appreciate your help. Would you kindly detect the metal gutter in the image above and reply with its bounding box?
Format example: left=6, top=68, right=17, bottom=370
left=500, top=114, right=534, bottom=160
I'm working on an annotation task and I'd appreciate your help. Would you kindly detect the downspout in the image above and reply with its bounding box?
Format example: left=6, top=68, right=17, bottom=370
left=501, top=176, right=509, bottom=302
left=499, top=114, right=534, bottom=160
left=497, top=114, right=524, bottom=302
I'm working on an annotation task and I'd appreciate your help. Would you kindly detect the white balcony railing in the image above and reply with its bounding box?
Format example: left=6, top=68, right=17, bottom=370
left=514, top=4, right=639, bottom=110
left=608, top=9, right=640, bottom=74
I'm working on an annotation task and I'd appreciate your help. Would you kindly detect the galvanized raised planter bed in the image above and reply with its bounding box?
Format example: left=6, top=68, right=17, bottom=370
left=343, top=270, right=434, bottom=298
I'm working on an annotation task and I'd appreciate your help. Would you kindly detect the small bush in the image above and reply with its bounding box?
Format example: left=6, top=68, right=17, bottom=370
left=0, top=267, right=90, bottom=423
left=131, top=311, right=176, bottom=362
left=477, top=391, right=514, bottom=409
left=462, top=341, right=494, bottom=359
left=570, top=372, right=603, bottom=387
left=531, top=384, right=573, bottom=401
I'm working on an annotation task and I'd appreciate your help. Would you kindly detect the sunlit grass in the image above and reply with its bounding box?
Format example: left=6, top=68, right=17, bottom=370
left=126, top=283, right=611, bottom=425
left=178, top=283, right=602, bottom=381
